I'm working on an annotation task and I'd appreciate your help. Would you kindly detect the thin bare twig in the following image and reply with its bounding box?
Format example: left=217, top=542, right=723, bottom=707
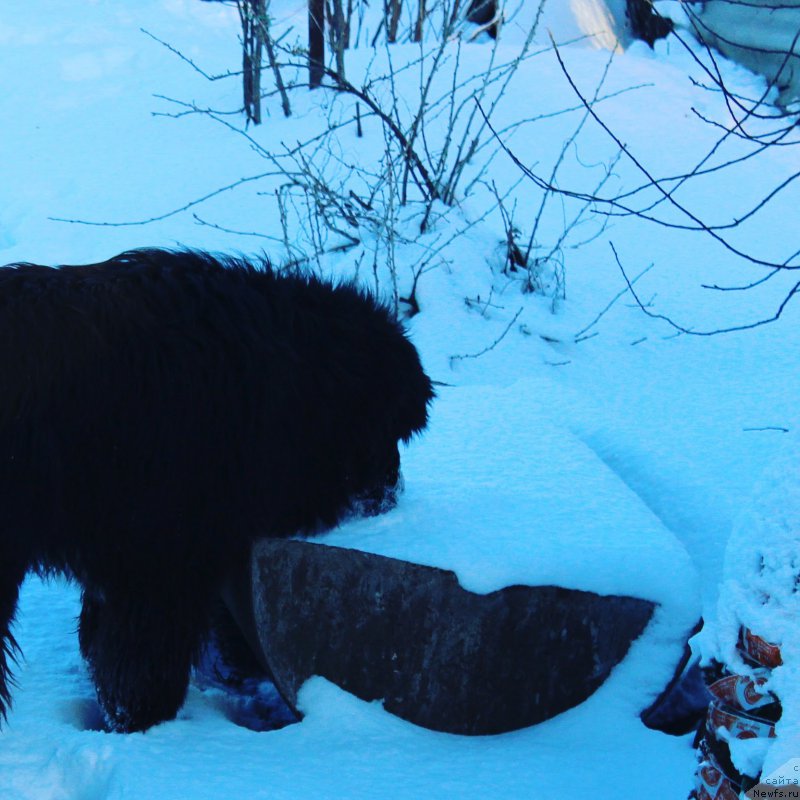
left=449, top=306, right=524, bottom=364
left=613, top=242, right=800, bottom=336
left=49, top=172, right=281, bottom=227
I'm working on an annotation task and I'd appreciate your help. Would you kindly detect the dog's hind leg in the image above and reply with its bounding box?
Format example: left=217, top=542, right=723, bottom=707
left=0, top=558, right=27, bottom=723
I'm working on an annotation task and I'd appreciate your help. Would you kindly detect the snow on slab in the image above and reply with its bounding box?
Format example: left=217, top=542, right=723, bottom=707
left=321, top=380, right=698, bottom=607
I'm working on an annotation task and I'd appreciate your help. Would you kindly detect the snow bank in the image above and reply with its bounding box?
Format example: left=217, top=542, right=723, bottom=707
left=323, top=381, right=698, bottom=605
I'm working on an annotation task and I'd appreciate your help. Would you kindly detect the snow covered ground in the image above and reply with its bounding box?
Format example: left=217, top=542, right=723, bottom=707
left=1, top=1, right=799, bottom=798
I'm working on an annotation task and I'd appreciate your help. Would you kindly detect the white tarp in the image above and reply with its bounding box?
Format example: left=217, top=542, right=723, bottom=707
left=679, top=0, right=800, bottom=105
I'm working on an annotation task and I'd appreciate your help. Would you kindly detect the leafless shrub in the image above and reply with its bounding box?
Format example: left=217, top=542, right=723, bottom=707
left=59, top=6, right=644, bottom=319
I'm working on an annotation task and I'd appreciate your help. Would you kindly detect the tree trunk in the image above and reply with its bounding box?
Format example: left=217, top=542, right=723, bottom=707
left=240, top=0, right=266, bottom=124
left=327, top=0, right=347, bottom=79
left=386, top=0, right=402, bottom=43
left=413, top=0, right=425, bottom=42
left=309, top=0, right=325, bottom=88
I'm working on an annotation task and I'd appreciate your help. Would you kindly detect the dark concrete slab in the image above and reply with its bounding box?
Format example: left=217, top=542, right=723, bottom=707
left=224, top=539, right=655, bottom=735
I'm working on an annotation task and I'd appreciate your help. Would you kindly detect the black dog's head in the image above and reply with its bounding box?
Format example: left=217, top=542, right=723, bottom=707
left=274, top=273, right=434, bottom=532
left=225, top=263, right=435, bottom=536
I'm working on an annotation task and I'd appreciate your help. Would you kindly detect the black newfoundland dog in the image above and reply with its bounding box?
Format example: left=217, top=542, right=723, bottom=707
left=0, top=248, right=432, bottom=732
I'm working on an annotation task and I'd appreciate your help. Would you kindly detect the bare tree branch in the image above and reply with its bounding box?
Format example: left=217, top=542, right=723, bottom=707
left=613, top=242, right=800, bottom=336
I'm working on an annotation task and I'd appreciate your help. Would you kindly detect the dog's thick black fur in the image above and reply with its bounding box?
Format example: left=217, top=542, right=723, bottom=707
left=0, top=248, right=433, bottom=732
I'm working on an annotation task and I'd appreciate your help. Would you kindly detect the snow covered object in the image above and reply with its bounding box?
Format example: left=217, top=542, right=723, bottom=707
left=686, top=0, right=800, bottom=106
left=690, top=632, right=782, bottom=798
left=693, top=441, right=800, bottom=797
